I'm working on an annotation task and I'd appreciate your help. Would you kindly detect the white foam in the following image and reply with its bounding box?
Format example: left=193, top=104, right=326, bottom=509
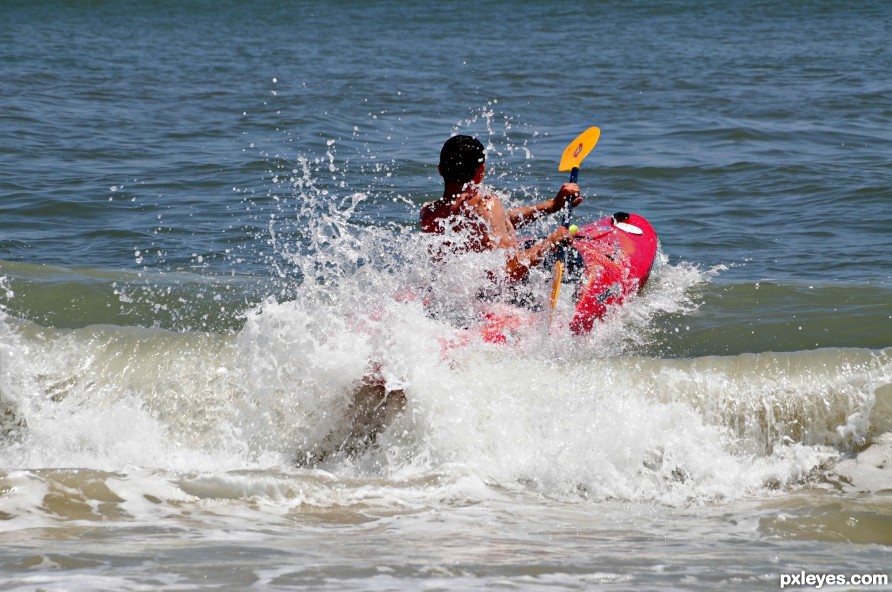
left=2, top=169, right=889, bottom=513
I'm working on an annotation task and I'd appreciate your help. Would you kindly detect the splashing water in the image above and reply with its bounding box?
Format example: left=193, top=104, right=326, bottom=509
left=1, top=121, right=889, bottom=511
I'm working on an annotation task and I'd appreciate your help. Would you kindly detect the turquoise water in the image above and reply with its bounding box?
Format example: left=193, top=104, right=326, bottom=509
left=1, top=1, right=891, bottom=590
left=3, top=1, right=890, bottom=349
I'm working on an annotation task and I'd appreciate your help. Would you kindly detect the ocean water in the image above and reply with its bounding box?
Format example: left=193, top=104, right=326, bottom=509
left=1, top=1, right=891, bottom=590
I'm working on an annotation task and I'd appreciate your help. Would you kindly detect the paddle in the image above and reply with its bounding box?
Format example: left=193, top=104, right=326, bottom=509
left=548, top=127, right=601, bottom=319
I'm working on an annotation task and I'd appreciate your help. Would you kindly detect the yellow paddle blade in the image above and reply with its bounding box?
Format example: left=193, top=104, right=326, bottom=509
left=559, top=127, right=601, bottom=172
left=549, top=260, right=564, bottom=311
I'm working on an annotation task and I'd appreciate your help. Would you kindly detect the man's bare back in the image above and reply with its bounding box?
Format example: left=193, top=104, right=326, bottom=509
left=421, top=135, right=582, bottom=282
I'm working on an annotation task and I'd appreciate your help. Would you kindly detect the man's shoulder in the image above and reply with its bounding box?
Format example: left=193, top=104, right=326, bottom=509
left=472, top=192, right=504, bottom=214
left=420, top=199, right=449, bottom=233
left=420, top=191, right=502, bottom=220
left=420, top=199, right=445, bottom=221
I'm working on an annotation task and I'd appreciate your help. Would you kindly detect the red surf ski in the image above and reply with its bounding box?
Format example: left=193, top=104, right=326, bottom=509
left=475, top=212, right=659, bottom=343
left=567, top=212, right=659, bottom=333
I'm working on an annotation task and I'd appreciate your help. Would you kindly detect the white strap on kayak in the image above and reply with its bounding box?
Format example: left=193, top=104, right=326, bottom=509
left=615, top=221, right=643, bottom=235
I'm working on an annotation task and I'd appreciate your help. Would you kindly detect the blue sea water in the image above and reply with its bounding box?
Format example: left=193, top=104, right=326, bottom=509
left=1, top=1, right=891, bottom=590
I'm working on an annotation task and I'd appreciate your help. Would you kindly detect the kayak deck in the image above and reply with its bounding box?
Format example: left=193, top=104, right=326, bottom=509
left=569, top=212, right=659, bottom=333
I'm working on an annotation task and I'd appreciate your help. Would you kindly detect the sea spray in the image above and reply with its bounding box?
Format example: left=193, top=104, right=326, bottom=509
left=2, top=118, right=888, bottom=507
left=2, top=278, right=884, bottom=504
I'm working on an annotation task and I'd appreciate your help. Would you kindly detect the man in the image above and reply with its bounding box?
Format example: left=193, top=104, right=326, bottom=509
left=420, top=134, right=582, bottom=283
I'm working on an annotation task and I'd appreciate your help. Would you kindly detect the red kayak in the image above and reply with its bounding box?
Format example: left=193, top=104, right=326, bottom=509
left=476, top=211, right=659, bottom=342
left=568, top=211, right=659, bottom=333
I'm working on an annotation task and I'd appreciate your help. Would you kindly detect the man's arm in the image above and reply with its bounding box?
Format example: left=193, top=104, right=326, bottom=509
left=504, top=226, right=574, bottom=282
left=507, top=183, right=582, bottom=229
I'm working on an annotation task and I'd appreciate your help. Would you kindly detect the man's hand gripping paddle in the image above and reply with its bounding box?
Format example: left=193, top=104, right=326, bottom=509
left=549, top=126, right=601, bottom=323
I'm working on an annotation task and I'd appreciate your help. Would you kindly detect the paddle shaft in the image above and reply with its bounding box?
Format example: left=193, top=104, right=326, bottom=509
left=562, top=166, right=579, bottom=227
left=548, top=166, right=579, bottom=314
left=558, top=166, right=578, bottom=256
